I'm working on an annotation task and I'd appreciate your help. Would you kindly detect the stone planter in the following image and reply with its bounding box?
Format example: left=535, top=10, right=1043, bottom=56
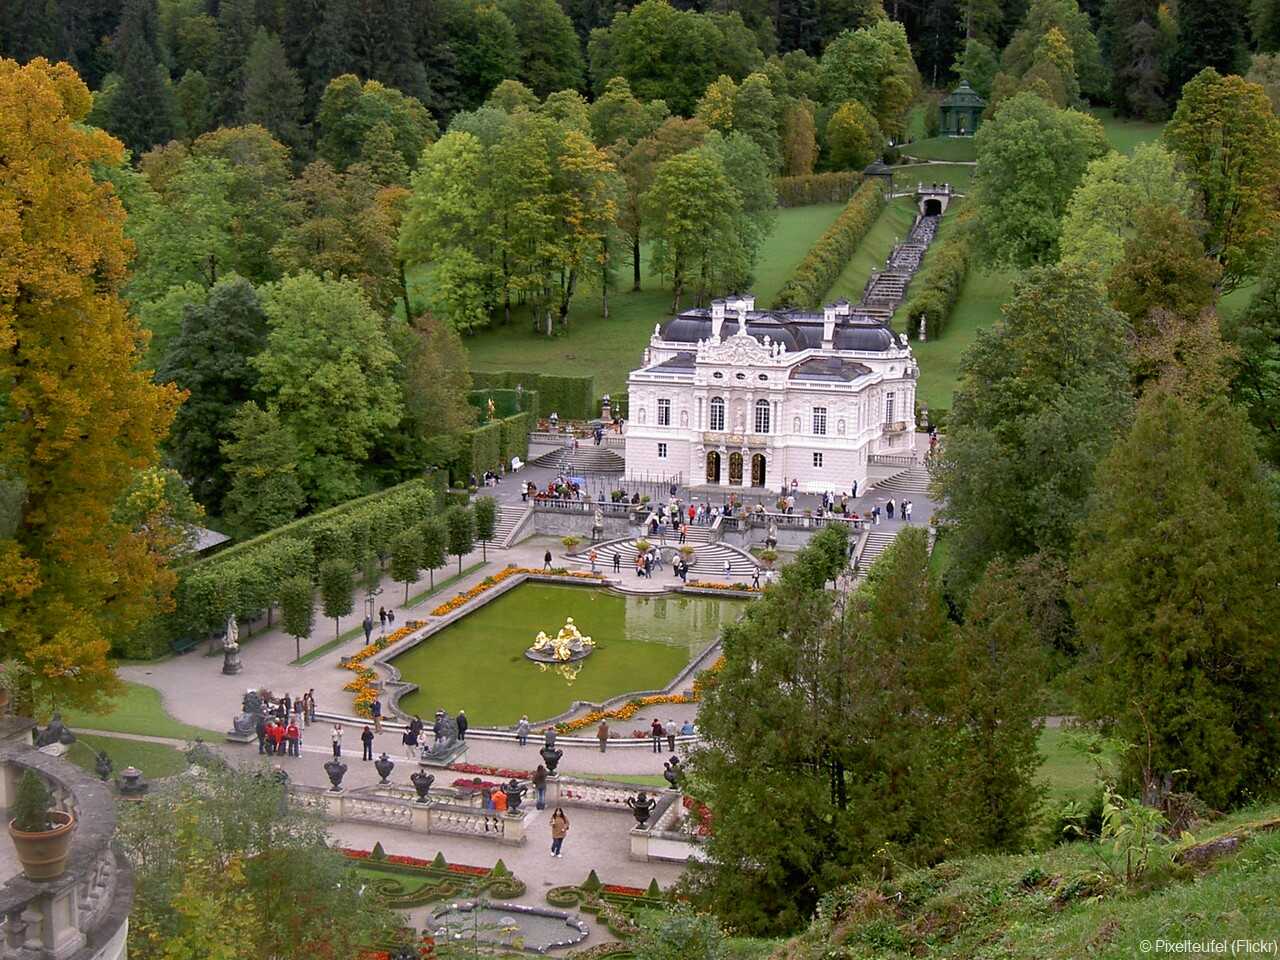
left=8, top=810, right=75, bottom=880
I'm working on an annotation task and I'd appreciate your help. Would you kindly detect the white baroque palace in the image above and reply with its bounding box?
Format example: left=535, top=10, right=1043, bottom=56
left=624, top=295, right=918, bottom=493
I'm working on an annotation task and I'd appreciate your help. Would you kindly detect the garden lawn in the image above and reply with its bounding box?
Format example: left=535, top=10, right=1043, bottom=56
left=823, top=197, right=919, bottom=305
left=902, top=136, right=977, bottom=162
left=895, top=162, right=975, bottom=194
left=458, top=203, right=846, bottom=396
left=60, top=680, right=223, bottom=742
left=68, top=733, right=190, bottom=779
left=1087, top=106, right=1165, bottom=154
left=902, top=266, right=1015, bottom=413
left=1037, top=726, right=1098, bottom=805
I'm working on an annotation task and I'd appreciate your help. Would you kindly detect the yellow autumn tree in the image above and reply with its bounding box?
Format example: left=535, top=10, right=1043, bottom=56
left=0, top=58, right=182, bottom=712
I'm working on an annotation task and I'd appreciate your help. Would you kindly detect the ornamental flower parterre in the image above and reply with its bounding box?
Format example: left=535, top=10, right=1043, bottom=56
left=339, top=621, right=423, bottom=716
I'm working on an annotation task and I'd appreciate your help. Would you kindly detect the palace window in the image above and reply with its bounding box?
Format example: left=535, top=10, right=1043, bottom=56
left=885, top=392, right=896, bottom=425
left=657, top=443, right=668, bottom=459
left=812, top=406, right=827, bottom=436
left=710, top=397, right=725, bottom=431
left=813, top=452, right=824, bottom=468
left=657, top=398, right=671, bottom=426
left=754, top=399, right=770, bottom=434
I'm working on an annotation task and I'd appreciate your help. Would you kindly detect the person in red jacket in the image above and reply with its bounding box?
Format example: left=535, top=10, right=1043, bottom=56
left=268, top=721, right=286, bottom=756
left=285, top=720, right=301, bottom=758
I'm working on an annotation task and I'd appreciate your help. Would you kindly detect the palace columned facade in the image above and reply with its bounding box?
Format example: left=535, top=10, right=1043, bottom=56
left=624, top=295, right=919, bottom=493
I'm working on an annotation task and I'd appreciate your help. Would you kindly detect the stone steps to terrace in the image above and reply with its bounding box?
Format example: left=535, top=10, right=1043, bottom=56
left=493, top=504, right=532, bottom=547
left=868, top=464, right=932, bottom=497
left=853, top=212, right=941, bottom=320
left=530, top=444, right=625, bottom=474
left=566, top=537, right=761, bottom=579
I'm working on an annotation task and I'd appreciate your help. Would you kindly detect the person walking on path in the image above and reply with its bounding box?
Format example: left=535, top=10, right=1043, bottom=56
left=331, top=723, right=343, bottom=758
left=307, top=689, right=317, bottom=724
left=516, top=715, right=530, bottom=747
left=532, top=765, right=548, bottom=810
left=456, top=710, right=469, bottom=740
left=723, top=559, right=732, bottom=579
left=371, top=697, right=382, bottom=734
left=752, top=567, right=760, bottom=590
left=589, top=549, right=598, bottom=573
left=550, top=808, right=570, bottom=857
left=597, top=720, right=610, bottom=752
left=255, top=716, right=267, bottom=755
left=362, top=615, right=373, bottom=645
left=379, top=607, right=387, bottom=632
left=286, top=719, right=301, bottom=757
left=612, top=553, right=621, bottom=573
left=402, top=724, right=418, bottom=760
left=904, top=500, right=913, bottom=523
left=361, top=724, right=374, bottom=761
left=650, top=718, right=664, bottom=753
left=886, top=498, right=895, bottom=520
left=665, top=719, right=677, bottom=753
left=544, top=550, right=553, bottom=571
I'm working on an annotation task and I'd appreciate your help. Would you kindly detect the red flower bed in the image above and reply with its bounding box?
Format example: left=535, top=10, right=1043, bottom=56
left=602, top=883, right=648, bottom=897
left=340, top=847, right=490, bottom=874
left=450, top=762, right=530, bottom=780
left=452, top=778, right=501, bottom=790
left=682, top=796, right=713, bottom=837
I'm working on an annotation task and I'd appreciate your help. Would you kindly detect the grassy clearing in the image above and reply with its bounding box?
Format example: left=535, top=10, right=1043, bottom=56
left=457, top=203, right=846, bottom=396
left=1087, top=106, right=1165, bottom=155
left=902, top=137, right=977, bottom=163
left=68, top=733, right=190, bottom=779
left=824, top=197, right=919, bottom=305
left=894, top=162, right=975, bottom=194
left=755, top=798, right=1280, bottom=959
left=1038, top=726, right=1099, bottom=805
left=61, top=680, right=223, bottom=741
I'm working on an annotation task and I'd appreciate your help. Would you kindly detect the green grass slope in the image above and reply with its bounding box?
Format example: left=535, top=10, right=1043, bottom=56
left=458, top=203, right=846, bottom=396
left=1088, top=106, right=1165, bottom=154
left=757, top=802, right=1280, bottom=960
left=824, top=197, right=919, bottom=305
left=902, top=137, right=978, bottom=162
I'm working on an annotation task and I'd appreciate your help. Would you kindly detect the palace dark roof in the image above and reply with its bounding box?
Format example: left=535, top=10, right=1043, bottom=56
left=789, top=357, right=872, bottom=382
left=658, top=308, right=899, bottom=354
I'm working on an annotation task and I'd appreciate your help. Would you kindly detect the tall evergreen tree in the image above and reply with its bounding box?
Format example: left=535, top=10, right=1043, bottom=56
left=156, top=275, right=269, bottom=512
left=1223, top=254, right=1280, bottom=466
left=1173, top=0, right=1247, bottom=93
left=105, top=0, right=178, bottom=155
left=211, top=0, right=259, bottom=123
left=1074, top=374, right=1280, bottom=809
left=498, top=0, right=584, bottom=96
left=242, top=28, right=307, bottom=157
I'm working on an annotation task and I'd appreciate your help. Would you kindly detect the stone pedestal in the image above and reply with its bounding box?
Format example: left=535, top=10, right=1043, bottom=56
left=221, top=644, right=242, bottom=675
left=417, top=742, right=467, bottom=768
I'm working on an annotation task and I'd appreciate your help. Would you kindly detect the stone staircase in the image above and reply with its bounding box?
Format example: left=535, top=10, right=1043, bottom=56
left=493, top=504, right=532, bottom=547
left=855, top=527, right=900, bottom=573
left=867, top=463, right=932, bottom=497
left=530, top=444, right=625, bottom=474
left=852, top=213, right=941, bottom=320
left=566, top=537, right=760, bottom=578
left=638, top=520, right=717, bottom=544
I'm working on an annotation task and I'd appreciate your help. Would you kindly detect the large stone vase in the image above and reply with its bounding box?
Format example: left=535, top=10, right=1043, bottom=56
left=324, top=758, right=348, bottom=793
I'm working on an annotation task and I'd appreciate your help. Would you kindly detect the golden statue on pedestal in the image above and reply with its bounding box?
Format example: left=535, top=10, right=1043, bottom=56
left=530, top=617, right=595, bottom=662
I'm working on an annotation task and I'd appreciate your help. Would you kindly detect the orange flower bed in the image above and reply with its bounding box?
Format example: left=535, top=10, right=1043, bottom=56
left=686, top=580, right=762, bottom=593
left=429, top=567, right=604, bottom=617
left=553, top=659, right=726, bottom=733
left=339, top=620, right=423, bottom=716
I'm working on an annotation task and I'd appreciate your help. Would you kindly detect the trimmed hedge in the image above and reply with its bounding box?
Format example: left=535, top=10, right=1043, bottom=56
left=901, top=230, right=971, bottom=341
left=775, top=171, right=861, bottom=207
left=466, top=388, right=534, bottom=418
left=133, top=479, right=438, bottom=657
left=772, top=180, right=886, bottom=309
left=500, top=411, right=532, bottom=464
left=470, top=371, right=595, bottom=419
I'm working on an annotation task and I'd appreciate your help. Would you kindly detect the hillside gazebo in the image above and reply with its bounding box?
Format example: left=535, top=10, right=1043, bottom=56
left=940, top=80, right=985, bottom=136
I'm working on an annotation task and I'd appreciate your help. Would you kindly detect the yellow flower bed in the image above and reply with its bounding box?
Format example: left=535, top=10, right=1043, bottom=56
left=429, top=567, right=604, bottom=618
left=339, top=620, right=423, bottom=717
left=685, top=580, right=762, bottom=593
left=553, top=658, right=727, bottom=733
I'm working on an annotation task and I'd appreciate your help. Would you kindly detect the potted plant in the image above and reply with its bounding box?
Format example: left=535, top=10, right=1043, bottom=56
left=561, top=535, right=582, bottom=552
left=758, top=549, right=778, bottom=569
left=8, top=770, right=75, bottom=880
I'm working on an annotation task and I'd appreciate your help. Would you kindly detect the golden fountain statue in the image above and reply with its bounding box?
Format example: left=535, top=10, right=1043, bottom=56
left=527, top=617, right=596, bottom=663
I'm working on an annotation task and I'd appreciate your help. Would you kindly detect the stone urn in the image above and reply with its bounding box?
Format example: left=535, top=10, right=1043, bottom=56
left=627, top=791, right=657, bottom=829
left=374, top=753, right=395, bottom=785
left=539, top=745, right=563, bottom=776
left=410, top=770, right=434, bottom=804
left=324, top=758, right=348, bottom=793
left=501, top=778, right=526, bottom=812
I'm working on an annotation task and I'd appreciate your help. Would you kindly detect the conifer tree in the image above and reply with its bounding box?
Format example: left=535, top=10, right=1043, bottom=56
left=1074, top=375, right=1280, bottom=808
left=1173, top=0, right=1247, bottom=92
left=242, top=28, right=307, bottom=157
left=106, top=0, right=178, bottom=154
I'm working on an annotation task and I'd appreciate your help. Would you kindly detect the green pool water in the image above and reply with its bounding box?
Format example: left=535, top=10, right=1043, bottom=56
left=390, top=583, right=744, bottom=726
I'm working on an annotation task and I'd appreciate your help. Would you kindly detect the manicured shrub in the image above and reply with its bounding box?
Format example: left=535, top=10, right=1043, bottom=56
left=774, top=171, right=861, bottom=207
left=772, top=180, right=886, bottom=309
left=902, top=231, right=971, bottom=340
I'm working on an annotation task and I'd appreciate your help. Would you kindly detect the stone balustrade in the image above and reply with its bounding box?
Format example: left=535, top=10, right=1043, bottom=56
left=0, top=746, right=132, bottom=960
left=628, top=792, right=708, bottom=863
left=290, top=783, right=526, bottom=845
left=550, top=777, right=664, bottom=812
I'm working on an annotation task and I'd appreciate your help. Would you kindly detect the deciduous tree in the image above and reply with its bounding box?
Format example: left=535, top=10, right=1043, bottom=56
left=279, top=574, right=314, bottom=661
left=220, top=402, right=307, bottom=536
left=445, top=505, right=475, bottom=574
left=1164, top=68, right=1280, bottom=291
left=0, top=58, right=181, bottom=712
left=498, top=0, right=584, bottom=95
left=1223, top=255, right=1280, bottom=465
left=253, top=273, right=404, bottom=508
left=318, top=558, right=354, bottom=637
left=825, top=99, right=882, bottom=170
